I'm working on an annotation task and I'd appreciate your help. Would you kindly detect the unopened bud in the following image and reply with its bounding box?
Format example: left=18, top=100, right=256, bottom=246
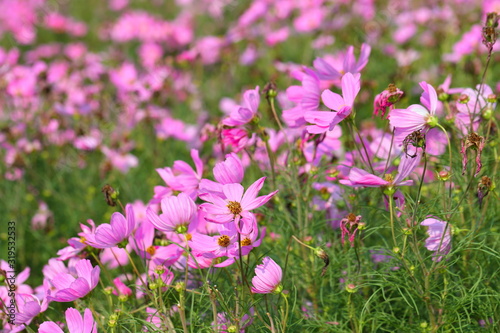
left=108, top=314, right=119, bottom=328
left=104, top=286, right=114, bottom=295
left=263, top=82, right=278, bottom=99
left=345, top=283, right=357, bottom=293
left=437, top=169, right=451, bottom=181
left=458, top=94, right=470, bottom=104
left=482, top=108, right=493, bottom=120
left=175, top=282, right=185, bottom=292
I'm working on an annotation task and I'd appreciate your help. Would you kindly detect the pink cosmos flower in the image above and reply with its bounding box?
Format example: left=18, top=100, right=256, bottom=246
left=13, top=294, right=48, bottom=326
left=389, top=81, right=439, bottom=143
left=153, top=149, right=203, bottom=201
left=39, top=307, right=97, bottom=333
left=251, top=257, right=283, bottom=294
left=93, top=204, right=136, bottom=248
left=313, top=44, right=371, bottom=82
left=282, top=69, right=321, bottom=128
left=46, top=259, right=100, bottom=302
left=340, top=150, right=422, bottom=191
left=200, top=177, right=278, bottom=227
left=305, top=72, right=361, bottom=134
left=147, top=192, right=198, bottom=233
left=199, top=152, right=245, bottom=197
left=222, top=87, right=260, bottom=127
left=420, top=217, right=451, bottom=262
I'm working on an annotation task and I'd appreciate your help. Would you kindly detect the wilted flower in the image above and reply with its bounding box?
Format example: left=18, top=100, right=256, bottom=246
left=373, top=83, right=404, bottom=118
left=461, top=132, right=485, bottom=177
left=477, top=176, right=493, bottom=207
left=340, top=213, right=363, bottom=247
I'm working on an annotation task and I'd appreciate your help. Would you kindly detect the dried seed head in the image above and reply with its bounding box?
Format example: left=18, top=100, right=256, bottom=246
left=102, top=184, right=119, bottom=207
left=403, top=130, right=426, bottom=158
left=461, top=132, right=485, bottom=177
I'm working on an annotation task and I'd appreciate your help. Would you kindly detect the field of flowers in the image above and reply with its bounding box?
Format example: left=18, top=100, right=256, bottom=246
left=1, top=0, right=500, bottom=332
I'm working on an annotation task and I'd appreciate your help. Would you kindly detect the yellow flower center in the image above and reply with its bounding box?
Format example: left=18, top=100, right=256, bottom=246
left=146, top=246, right=156, bottom=255
left=227, top=201, right=242, bottom=215
left=217, top=235, right=231, bottom=247
left=240, top=238, right=252, bottom=246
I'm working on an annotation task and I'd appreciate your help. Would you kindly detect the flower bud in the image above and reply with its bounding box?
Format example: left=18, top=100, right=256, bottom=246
left=458, top=94, right=470, bottom=104
left=345, top=283, right=357, bottom=293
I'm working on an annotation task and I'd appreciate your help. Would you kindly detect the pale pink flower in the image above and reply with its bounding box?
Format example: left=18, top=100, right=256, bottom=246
left=222, top=87, right=260, bottom=127
left=340, top=150, right=422, bottom=190
left=389, top=81, right=439, bottom=143
left=421, top=217, right=451, bottom=262
left=305, top=72, right=361, bottom=134
left=147, top=192, right=198, bottom=233
left=200, top=177, right=278, bottom=227
left=313, top=44, right=371, bottom=82
left=93, top=204, right=136, bottom=248
left=46, top=259, right=100, bottom=302
left=251, top=257, right=283, bottom=294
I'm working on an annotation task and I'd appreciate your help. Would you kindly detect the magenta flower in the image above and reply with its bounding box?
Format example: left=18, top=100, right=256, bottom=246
left=39, top=307, right=97, bottom=333
left=421, top=217, right=451, bottom=262
left=389, top=81, right=439, bottom=143
left=200, top=177, right=278, bottom=226
left=147, top=192, right=198, bottom=233
left=305, top=72, right=361, bottom=134
left=46, top=259, right=100, bottom=302
left=93, top=204, right=136, bottom=248
left=251, top=257, right=283, bottom=294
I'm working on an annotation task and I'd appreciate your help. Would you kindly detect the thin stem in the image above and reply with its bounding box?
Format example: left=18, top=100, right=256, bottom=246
left=434, top=123, right=453, bottom=201
left=388, top=193, right=397, bottom=248
left=280, top=294, right=290, bottom=333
